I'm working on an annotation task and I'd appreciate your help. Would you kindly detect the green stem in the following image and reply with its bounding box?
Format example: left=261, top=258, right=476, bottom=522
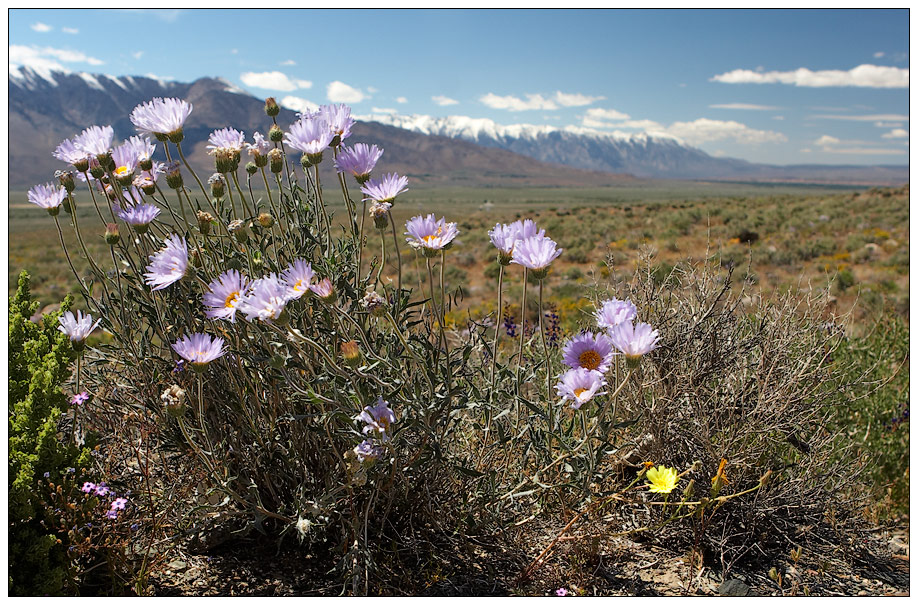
left=538, top=279, right=551, bottom=406
left=175, top=142, right=214, bottom=209
left=515, top=268, right=529, bottom=397
left=389, top=212, right=403, bottom=307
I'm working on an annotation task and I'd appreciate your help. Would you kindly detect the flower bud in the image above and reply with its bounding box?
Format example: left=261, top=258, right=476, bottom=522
left=307, top=152, right=323, bottom=166
left=138, top=157, right=153, bottom=172
left=257, top=212, right=274, bottom=228
left=104, top=223, right=120, bottom=246
left=311, top=278, right=335, bottom=303
left=269, top=124, right=284, bottom=142
left=97, top=151, right=115, bottom=173
left=254, top=153, right=268, bottom=168
left=61, top=196, right=73, bottom=215
left=208, top=173, right=226, bottom=199
left=300, top=155, right=312, bottom=170
left=269, top=149, right=283, bottom=174
left=361, top=291, right=388, bottom=317
left=245, top=162, right=258, bottom=176
left=89, top=161, right=105, bottom=180
left=56, top=170, right=76, bottom=194
left=265, top=97, right=280, bottom=117
left=196, top=210, right=214, bottom=235
left=341, top=340, right=362, bottom=367
left=161, top=384, right=187, bottom=418
left=190, top=248, right=203, bottom=268
left=165, top=162, right=183, bottom=190
left=682, top=479, right=695, bottom=499
left=167, top=128, right=184, bottom=144
left=73, top=157, right=90, bottom=173
left=228, top=219, right=250, bottom=243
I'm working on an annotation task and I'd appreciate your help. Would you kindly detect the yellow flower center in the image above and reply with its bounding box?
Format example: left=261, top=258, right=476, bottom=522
left=293, top=279, right=304, bottom=292
left=224, top=291, right=239, bottom=308
left=578, top=350, right=603, bottom=370
left=573, top=387, right=588, bottom=399
left=115, top=166, right=130, bottom=176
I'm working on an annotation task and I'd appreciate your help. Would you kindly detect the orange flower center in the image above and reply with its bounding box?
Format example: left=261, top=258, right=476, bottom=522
left=578, top=350, right=603, bottom=370
left=115, top=166, right=130, bottom=176
left=224, top=291, right=239, bottom=308
left=573, top=387, right=588, bottom=399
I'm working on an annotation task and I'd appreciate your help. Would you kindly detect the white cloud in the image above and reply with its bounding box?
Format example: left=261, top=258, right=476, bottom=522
left=432, top=95, right=459, bottom=106
left=480, top=90, right=604, bottom=111
left=371, top=107, right=397, bottom=115
left=367, top=86, right=378, bottom=93
left=62, top=27, right=79, bottom=35
left=874, top=121, right=903, bottom=128
left=812, top=113, right=909, bottom=122
left=709, top=103, right=780, bottom=110
left=396, top=96, right=408, bottom=104
left=585, top=107, right=631, bottom=120
left=280, top=59, right=296, bottom=66
left=814, top=134, right=907, bottom=155
left=772, top=115, right=785, bottom=120
left=881, top=128, right=909, bottom=139
left=711, top=64, right=908, bottom=88
left=9, top=44, right=104, bottom=74
left=665, top=118, right=787, bottom=145
left=132, top=51, right=144, bottom=60
left=327, top=80, right=367, bottom=103
left=280, top=95, right=319, bottom=114
left=31, top=22, right=52, bottom=33
left=873, top=51, right=885, bottom=58
left=240, top=71, right=312, bottom=91
left=815, top=135, right=841, bottom=146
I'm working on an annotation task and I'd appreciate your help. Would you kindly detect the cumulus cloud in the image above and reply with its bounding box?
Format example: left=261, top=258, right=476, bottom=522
left=585, top=107, right=631, bottom=121
left=62, top=27, right=79, bottom=34
left=881, top=128, right=909, bottom=139
left=814, top=134, right=906, bottom=155
left=711, top=64, right=908, bottom=88
left=480, top=90, right=604, bottom=111
left=240, top=71, right=312, bottom=91
left=665, top=118, right=787, bottom=145
left=709, top=103, right=780, bottom=110
left=31, top=22, right=52, bottom=32
left=371, top=107, right=397, bottom=114
left=327, top=80, right=367, bottom=103
left=281, top=95, right=319, bottom=114
left=815, top=135, right=841, bottom=146
left=396, top=96, right=408, bottom=104
left=432, top=95, right=459, bottom=106
left=9, top=44, right=104, bottom=75
left=280, top=59, right=296, bottom=66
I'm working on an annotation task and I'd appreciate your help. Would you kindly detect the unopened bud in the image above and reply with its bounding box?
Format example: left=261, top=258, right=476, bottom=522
left=97, top=151, right=115, bottom=173
left=191, top=248, right=202, bottom=268
left=208, top=173, right=226, bottom=198
left=138, top=157, right=153, bottom=172
left=307, top=152, right=323, bottom=166
left=196, top=210, right=214, bottom=235
left=759, top=470, right=773, bottom=488
left=269, top=149, right=283, bottom=174
left=257, top=213, right=274, bottom=228
left=265, top=97, right=280, bottom=117
left=246, top=162, right=258, bottom=176
left=341, top=340, right=362, bottom=367
left=300, top=155, right=312, bottom=170
left=165, top=162, right=183, bottom=190
left=682, top=479, right=695, bottom=499
left=104, top=223, right=120, bottom=245
left=161, top=384, right=187, bottom=418
left=61, top=196, right=73, bottom=215
left=56, top=170, right=76, bottom=193
left=89, top=160, right=105, bottom=180
left=268, top=124, right=283, bottom=142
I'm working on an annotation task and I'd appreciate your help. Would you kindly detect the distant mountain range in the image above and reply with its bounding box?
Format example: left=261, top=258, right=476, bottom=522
left=9, top=67, right=908, bottom=189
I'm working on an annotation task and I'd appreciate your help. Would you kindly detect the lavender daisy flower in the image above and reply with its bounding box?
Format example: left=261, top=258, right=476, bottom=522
left=357, top=397, right=397, bottom=441
left=513, top=219, right=546, bottom=241
left=172, top=333, right=227, bottom=370
left=309, top=277, right=335, bottom=302
left=125, top=135, right=156, bottom=163
left=247, top=132, right=271, bottom=166
left=595, top=298, right=638, bottom=330
left=281, top=259, right=316, bottom=300
left=405, top=214, right=459, bottom=257
left=74, top=125, right=114, bottom=157
left=335, top=143, right=383, bottom=183
left=206, top=127, right=246, bottom=153
left=361, top=173, right=409, bottom=204
left=130, top=97, right=193, bottom=141
left=28, top=183, right=66, bottom=215
left=115, top=199, right=161, bottom=233
left=144, top=235, right=189, bottom=291
left=511, top=235, right=563, bottom=280
left=203, top=269, right=250, bottom=323
left=236, top=275, right=291, bottom=323
left=608, top=321, right=660, bottom=367
left=58, top=310, right=101, bottom=346
left=53, top=136, right=91, bottom=170
left=320, top=103, right=355, bottom=143
left=284, top=116, right=333, bottom=162
left=561, top=332, right=615, bottom=373
left=556, top=368, right=607, bottom=409
left=111, top=140, right=139, bottom=181
left=488, top=222, right=525, bottom=265
left=353, top=439, right=385, bottom=464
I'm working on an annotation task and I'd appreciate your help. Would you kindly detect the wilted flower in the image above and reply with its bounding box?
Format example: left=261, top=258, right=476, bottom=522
left=369, top=201, right=392, bottom=230
left=281, top=260, right=316, bottom=301
left=335, top=143, right=383, bottom=183
left=28, top=183, right=66, bottom=215
left=172, top=333, right=226, bottom=371
left=608, top=321, right=660, bottom=367
left=58, top=310, right=101, bottom=347
left=361, top=172, right=409, bottom=204
left=561, top=332, right=615, bottom=373
left=595, top=298, right=638, bottom=330
left=161, top=384, right=187, bottom=417
left=405, top=214, right=459, bottom=257
left=144, top=235, right=189, bottom=291
left=357, top=397, right=397, bottom=440
left=227, top=219, right=250, bottom=243
left=196, top=210, right=215, bottom=235
left=511, top=235, right=563, bottom=279
left=309, top=277, right=335, bottom=302
left=353, top=439, right=385, bottom=464
left=257, top=212, right=274, bottom=228
left=208, top=173, right=226, bottom=198
left=204, top=270, right=250, bottom=323
left=556, top=367, right=606, bottom=409
left=295, top=517, right=312, bottom=537
left=646, top=465, right=678, bottom=494
left=237, top=275, right=291, bottom=323
left=130, top=97, right=193, bottom=142
left=361, top=291, right=388, bottom=316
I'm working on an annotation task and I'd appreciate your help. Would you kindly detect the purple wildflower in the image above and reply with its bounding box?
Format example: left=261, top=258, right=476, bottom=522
left=203, top=270, right=250, bottom=323
left=353, top=439, right=385, bottom=464
left=595, top=298, right=638, bottom=330
left=236, top=275, right=291, bottom=322
left=71, top=391, right=90, bottom=406
left=93, top=482, right=110, bottom=497
left=115, top=199, right=161, bottom=232
left=608, top=321, right=660, bottom=366
left=247, top=131, right=271, bottom=158
left=405, top=214, right=459, bottom=256
left=206, top=127, right=246, bottom=153
left=556, top=368, right=607, bottom=409
left=110, top=497, right=128, bottom=511
left=28, top=183, right=66, bottom=213
left=53, top=136, right=92, bottom=167
left=357, top=397, right=396, bottom=441
left=284, top=116, right=333, bottom=156
left=334, top=143, right=383, bottom=181
left=130, top=97, right=193, bottom=139
left=561, top=332, right=615, bottom=373
left=74, top=125, right=114, bottom=157
left=144, top=235, right=189, bottom=291
left=555, top=588, right=569, bottom=597
left=361, top=173, right=409, bottom=203
left=171, top=333, right=227, bottom=370
left=503, top=305, right=517, bottom=338
left=319, top=103, right=355, bottom=142
left=309, top=277, right=335, bottom=302
left=58, top=310, right=101, bottom=344
left=81, top=482, right=96, bottom=494
left=281, top=259, right=316, bottom=301
left=511, top=235, right=563, bottom=278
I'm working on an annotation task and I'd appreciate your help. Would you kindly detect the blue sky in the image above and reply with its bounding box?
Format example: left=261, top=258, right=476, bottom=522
left=8, top=8, right=910, bottom=165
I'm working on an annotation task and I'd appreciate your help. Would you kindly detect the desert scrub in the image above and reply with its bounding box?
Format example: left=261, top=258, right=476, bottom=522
left=8, top=271, right=93, bottom=595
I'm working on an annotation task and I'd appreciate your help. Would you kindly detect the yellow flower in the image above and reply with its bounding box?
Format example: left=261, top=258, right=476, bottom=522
left=646, top=465, right=678, bottom=494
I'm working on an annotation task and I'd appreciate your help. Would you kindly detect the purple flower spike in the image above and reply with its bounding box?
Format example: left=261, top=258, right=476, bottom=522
left=144, top=234, right=189, bottom=291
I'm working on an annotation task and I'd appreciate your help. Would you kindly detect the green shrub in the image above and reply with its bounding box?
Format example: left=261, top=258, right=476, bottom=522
left=8, top=271, right=92, bottom=596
